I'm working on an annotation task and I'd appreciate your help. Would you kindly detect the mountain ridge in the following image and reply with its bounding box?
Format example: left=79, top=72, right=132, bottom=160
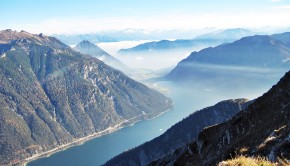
left=104, top=99, right=251, bottom=166
left=0, top=29, right=172, bottom=165
left=118, top=28, right=256, bottom=54
left=165, top=34, right=290, bottom=82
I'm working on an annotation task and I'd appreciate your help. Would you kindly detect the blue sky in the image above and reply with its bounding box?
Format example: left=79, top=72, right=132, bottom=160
left=1, top=0, right=290, bottom=34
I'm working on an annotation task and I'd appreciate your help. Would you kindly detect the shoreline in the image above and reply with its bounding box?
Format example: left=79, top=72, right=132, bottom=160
left=21, top=108, right=172, bottom=166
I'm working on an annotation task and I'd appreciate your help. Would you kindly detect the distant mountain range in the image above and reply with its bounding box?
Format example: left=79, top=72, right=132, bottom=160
left=105, top=99, right=251, bottom=166
left=74, top=40, right=127, bottom=71
left=104, top=31, right=290, bottom=165
left=118, top=28, right=256, bottom=54
left=53, top=29, right=211, bottom=45
left=196, top=28, right=255, bottom=40
left=0, top=29, right=172, bottom=165
left=165, top=33, right=290, bottom=83
left=53, top=34, right=117, bottom=45
left=150, top=71, right=290, bottom=165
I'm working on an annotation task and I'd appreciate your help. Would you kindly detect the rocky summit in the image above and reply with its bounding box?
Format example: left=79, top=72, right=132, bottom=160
left=150, top=71, right=290, bottom=166
left=0, top=30, right=172, bottom=165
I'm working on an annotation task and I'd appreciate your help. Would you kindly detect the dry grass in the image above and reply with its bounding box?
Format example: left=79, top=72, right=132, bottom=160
left=218, top=156, right=279, bottom=166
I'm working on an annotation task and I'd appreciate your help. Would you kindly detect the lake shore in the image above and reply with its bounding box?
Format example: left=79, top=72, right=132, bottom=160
left=21, top=109, right=171, bottom=166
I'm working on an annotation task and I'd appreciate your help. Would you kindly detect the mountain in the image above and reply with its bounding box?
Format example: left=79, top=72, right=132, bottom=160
left=74, top=40, right=127, bottom=71
left=0, top=29, right=69, bottom=49
left=195, top=28, right=256, bottom=41
left=118, top=39, right=210, bottom=54
left=151, top=71, right=290, bottom=165
left=165, top=34, right=290, bottom=83
left=0, top=29, right=172, bottom=165
left=118, top=28, right=255, bottom=54
left=74, top=40, right=110, bottom=57
left=53, top=34, right=117, bottom=45
left=105, top=99, right=251, bottom=166
left=271, top=32, right=290, bottom=47
left=53, top=29, right=206, bottom=45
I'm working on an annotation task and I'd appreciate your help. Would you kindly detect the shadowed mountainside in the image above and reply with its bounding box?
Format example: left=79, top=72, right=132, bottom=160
left=105, top=99, right=251, bottom=166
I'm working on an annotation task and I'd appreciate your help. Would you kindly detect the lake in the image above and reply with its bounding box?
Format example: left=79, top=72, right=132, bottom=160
left=27, top=80, right=274, bottom=166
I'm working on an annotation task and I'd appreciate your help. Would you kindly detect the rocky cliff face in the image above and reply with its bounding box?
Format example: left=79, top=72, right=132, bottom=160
left=0, top=30, right=172, bottom=165
left=105, top=99, right=251, bottom=166
left=151, top=71, right=290, bottom=166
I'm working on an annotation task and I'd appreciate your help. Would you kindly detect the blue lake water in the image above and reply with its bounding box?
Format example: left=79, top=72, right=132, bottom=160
left=27, top=80, right=273, bottom=166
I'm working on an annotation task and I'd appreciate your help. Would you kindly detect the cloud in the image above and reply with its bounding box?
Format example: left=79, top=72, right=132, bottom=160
left=270, top=0, right=283, bottom=2
left=136, top=56, right=144, bottom=60
left=6, top=9, right=290, bottom=35
left=272, top=5, right=290, bottom=9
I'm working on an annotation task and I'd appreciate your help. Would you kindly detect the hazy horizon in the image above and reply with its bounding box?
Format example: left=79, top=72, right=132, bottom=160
left=2, top=0, right=290, bottom=36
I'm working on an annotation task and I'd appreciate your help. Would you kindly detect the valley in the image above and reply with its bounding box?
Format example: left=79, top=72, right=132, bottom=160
left=27, top=79, right=273, bottom=166
left=0, top=29, right=287, bottom=166
left=1, top=1, right=290, bottom=165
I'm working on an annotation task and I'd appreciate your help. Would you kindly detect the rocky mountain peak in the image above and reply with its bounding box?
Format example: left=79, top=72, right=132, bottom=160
left=76, top=40, right=97, bottom=48
left=80, top=40, right=91, bottom=44
left=3, top=29, right=14, bottom=33
left=38, top=33, right=44, bottom=38
left=0, top=29, right=69, bottom=50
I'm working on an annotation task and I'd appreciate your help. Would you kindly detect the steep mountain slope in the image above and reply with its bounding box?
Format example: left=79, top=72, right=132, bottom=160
left=118, top=28, right=255, bottom=54
left=105, top=99, right=251, bottom=166
left=74, top=40, right=127, bottom=71
left=165, top=35, right=290, bottom=82
left=151, top=71, right=290, bottom=166
left=0, top=30, right=172, bottom=165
